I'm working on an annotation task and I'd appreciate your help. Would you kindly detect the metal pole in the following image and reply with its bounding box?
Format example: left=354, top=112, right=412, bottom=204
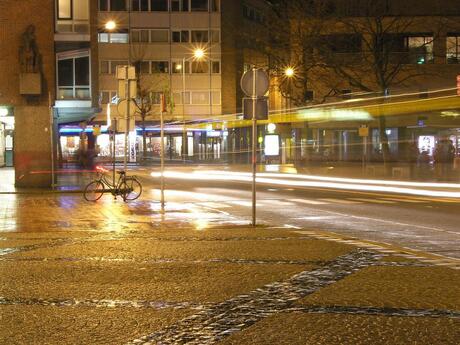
left=251, top=69, right=257, bottom=227
left=160, top=107, right=165, bottom=212
left=113, top=118, right=116, bottom=185
left=182, top=57, right=186, bottom=162
left=48, top=92, right=55, bottom=190
left=124, top=69, right=129, bottom=172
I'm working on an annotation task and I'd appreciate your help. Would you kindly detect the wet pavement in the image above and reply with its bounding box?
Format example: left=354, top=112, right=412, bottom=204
left=1, top=192, right=460, bottom=344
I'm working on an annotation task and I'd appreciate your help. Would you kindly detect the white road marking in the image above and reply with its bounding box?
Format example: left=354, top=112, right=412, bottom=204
left=227, top=201, right=253, bottom=207
left=197, top=202, right=231, bottom=209
left=381, top=198, right=425, bottom=203
left=289, top=198, right=329, bottom=205
left=320, top=198, right=362, bottom=204
left=349, top=198, right=395, bottom=204
left=261, top=199, right=295, bottom=206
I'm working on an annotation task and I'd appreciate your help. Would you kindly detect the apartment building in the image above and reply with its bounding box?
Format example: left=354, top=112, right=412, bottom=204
left=56, top=0, right=268, bottom=162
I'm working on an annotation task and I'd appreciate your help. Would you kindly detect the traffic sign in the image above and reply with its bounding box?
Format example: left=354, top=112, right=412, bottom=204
left=118, top=79, right=137, bottom=100
left=116, top=65, right=136, bottom=80
left=241, top=68, right=269, bottom=97
left=243, top=97, right=269, bottom=120
left=117, top=99, right=137, bottom=118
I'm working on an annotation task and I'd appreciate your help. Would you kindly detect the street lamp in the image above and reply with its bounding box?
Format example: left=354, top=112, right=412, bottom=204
left=105, top=20, right=117, bottom=31
left=284, top=67, right=295, bottom=113
left=178, top=48, right=206, bottom=160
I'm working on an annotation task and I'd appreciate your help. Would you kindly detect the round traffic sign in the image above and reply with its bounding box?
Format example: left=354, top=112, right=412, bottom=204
left=117, top=99, right=137, bottom=118
left=240, top=68, right=270, bottom=97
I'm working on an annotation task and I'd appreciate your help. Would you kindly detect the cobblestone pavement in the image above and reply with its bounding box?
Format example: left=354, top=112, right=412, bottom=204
left=1, top=193, right=459, bottom=344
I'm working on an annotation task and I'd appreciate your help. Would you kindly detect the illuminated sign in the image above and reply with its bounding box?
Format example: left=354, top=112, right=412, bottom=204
left=264, top=135, right=279, bottom=156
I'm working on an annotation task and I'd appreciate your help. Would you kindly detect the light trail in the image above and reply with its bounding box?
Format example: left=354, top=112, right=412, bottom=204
left=151, top=170, right=460, bottom=199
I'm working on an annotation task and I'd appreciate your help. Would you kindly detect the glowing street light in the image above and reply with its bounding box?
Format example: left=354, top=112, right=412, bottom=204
left=105, top=20, right=117, bottom=31
left=193, top=48, right=205, bottom=60
left=285, top=67, right=295, bottom=78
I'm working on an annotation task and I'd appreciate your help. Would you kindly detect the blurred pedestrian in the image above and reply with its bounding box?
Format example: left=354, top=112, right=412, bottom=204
left=418, top=150, right=431, bottom=179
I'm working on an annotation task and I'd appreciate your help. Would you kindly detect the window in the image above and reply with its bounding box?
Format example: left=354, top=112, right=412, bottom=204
left=150, top=92, right=162, bottom=104
left=138, top=61, right=150, bottom=74
left=191, top=0, right=208, bottom=11
left=172, top=30, right=189, bottom=43
left=191, top=30, right=208, bottom=43
left=99, top=0, right=126, bottom=11
left=132, top=29, right=150, bottom=43
left=171, top=0, right=188, bottom=11
left=211, top=60, right=220, bottom=73
left=151, top=29, right=169, bottom=42
left=58, top=0, right=72, bottom=19
left=98, top=32, right=129, bottom=43
left=151, top=0, right=168, bottom=11
left=132, top=0, right=149, bottom=11
left=100, top=60, right=135, bottom=75
left=151, top=61, right=169, bottom=73
left=407, top=36, right=433, bottom=64
left=57, top=54, right=90, bottom=99
left=172, top=61, right=189, bottom=73
left=191, top=91, right=210, bottom=104
left=191, top=61, right=208, bottom=73
left=447, top=35, right=460, bottom=63
left=100, top=90, right=118, bottom=104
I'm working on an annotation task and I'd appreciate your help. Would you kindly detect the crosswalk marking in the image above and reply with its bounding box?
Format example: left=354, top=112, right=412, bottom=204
left=349, top=198, right=395, bottom=204
left=289, top=199, right=329, bottom=205
left=319, top=198, right=361, bottom=204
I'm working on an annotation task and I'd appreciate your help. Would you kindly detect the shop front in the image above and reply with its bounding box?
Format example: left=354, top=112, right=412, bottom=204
left=0, top=107, right=14, bottom=168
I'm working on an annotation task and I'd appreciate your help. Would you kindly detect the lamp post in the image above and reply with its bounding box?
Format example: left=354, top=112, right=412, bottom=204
left=176, top=48, right=205, bottom=161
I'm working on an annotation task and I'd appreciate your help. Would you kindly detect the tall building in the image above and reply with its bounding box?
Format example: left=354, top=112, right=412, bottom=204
left=57, top=0, right=270, bottom=163
left=0, top=0, right=99, bottom=187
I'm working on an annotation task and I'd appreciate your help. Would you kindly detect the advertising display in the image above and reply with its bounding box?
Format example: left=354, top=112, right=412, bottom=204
left=264, top=135, right=280, bottom=156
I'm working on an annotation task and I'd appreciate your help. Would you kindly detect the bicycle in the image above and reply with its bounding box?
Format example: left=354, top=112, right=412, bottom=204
left=83, top=166, right=142, bottom=202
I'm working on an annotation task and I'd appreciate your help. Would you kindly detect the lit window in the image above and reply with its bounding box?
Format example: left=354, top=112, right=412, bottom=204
left=407, top=36, right=434, bottom=64
left=447, top=35, right=460, bottom=63
left=58, top=0, right=72, bottom=19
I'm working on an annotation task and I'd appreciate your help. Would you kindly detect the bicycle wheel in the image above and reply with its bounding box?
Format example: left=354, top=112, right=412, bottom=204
left=84, top=181, right=104, bottom=201
left=121, top=178, right=142, bottom=201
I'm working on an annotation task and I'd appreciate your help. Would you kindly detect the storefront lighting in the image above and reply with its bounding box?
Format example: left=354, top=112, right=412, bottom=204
left=0, top=107, right=9, bottom=116
left=267, top=123, right=276, bottom=133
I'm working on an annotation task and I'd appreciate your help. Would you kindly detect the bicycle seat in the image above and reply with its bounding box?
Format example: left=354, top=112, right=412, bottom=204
left=117, top=170, right=126, bottom=175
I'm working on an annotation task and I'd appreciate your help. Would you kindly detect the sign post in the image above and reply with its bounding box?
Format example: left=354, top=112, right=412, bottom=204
left=160, top=93, right=166, bottom=213
left=241, top=68, right=269, bottom=227
left=116, top=66, right=137, bottom=172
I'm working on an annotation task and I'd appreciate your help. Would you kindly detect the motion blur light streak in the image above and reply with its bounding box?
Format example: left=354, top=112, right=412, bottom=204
left=151, top=171, right=460, bottom=198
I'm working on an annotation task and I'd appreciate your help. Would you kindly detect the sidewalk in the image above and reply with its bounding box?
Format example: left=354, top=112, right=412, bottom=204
left=0, top=193, right=459, bottom=344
